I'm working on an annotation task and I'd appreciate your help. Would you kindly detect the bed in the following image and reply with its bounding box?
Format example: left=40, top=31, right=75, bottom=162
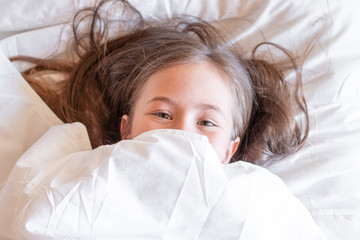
left=0, top=0, right=359, bottom=239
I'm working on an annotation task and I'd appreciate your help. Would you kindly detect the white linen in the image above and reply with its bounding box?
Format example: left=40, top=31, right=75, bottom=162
left=0, top=49, right=63, bottom=190
left=0, top=0, right=360, bottom=239
left=0, top=128, right=324, bottom=239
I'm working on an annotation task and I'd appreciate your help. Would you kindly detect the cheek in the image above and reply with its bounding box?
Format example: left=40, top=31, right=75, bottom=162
left=129, top=117, right=163, bottom=139
left=206, top=132, right=229, bottom=160
left=129, top=119, right=150, bottom=139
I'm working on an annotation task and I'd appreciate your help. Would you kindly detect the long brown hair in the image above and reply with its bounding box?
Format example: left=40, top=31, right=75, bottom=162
left=10, top=0, right=309, bottom=164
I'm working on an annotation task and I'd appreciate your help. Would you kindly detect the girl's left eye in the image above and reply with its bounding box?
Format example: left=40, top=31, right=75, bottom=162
left=197, top=120, right=216, bottom=127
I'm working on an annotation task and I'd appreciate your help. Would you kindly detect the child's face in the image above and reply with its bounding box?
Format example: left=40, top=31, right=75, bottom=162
left=121, top=62, right=239, bottom=163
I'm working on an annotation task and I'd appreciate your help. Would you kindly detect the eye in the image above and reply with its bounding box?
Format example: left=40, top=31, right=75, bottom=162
left=197, top=120, right=216, bottom=127
left=154, top=112, right=172, bottom=120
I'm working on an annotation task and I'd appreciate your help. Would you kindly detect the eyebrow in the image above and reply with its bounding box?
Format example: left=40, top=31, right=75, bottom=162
left=146, top=96, right=175, bottom=106
left=146, top=96, right=226, bottom=118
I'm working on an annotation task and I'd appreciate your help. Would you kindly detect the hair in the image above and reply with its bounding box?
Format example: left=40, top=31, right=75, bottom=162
left=10, top=0, right=309, bottom=164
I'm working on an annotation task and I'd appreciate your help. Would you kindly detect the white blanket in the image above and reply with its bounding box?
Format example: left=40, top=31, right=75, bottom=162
left=0, top=126, right=323, bottom=239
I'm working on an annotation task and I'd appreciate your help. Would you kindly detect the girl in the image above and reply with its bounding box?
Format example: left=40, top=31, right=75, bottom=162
left=1, top=1, right=327, bottom=238
left=11, top=0, right=309, bottom=164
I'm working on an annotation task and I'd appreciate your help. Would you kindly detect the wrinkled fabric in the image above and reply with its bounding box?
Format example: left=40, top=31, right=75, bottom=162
left=0, top=127, right=324, bottom=239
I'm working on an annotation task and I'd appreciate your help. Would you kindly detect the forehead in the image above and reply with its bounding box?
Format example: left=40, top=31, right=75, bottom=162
left=143, top=62, right=230, bottom=95
left=137, top=61, right=234, bottom=113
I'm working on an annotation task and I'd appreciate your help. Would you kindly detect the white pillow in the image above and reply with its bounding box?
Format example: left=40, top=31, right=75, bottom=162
left=0, top=50, right=63, bottom=190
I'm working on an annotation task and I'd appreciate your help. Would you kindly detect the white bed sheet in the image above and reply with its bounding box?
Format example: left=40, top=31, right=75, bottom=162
left=0, top=0, right=360, bottom=239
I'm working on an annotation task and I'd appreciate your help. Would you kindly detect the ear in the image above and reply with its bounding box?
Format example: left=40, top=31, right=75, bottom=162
left=222, top=137, right=240, bottom=164
left=120, top=114, right=131, bottom=140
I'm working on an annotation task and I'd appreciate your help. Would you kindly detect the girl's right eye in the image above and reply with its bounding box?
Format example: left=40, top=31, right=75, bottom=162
left=153, top=112, right=172, bottom=120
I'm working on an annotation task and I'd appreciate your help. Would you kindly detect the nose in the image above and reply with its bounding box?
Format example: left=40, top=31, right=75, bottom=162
left=172, top=117, right=194, bottom=133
